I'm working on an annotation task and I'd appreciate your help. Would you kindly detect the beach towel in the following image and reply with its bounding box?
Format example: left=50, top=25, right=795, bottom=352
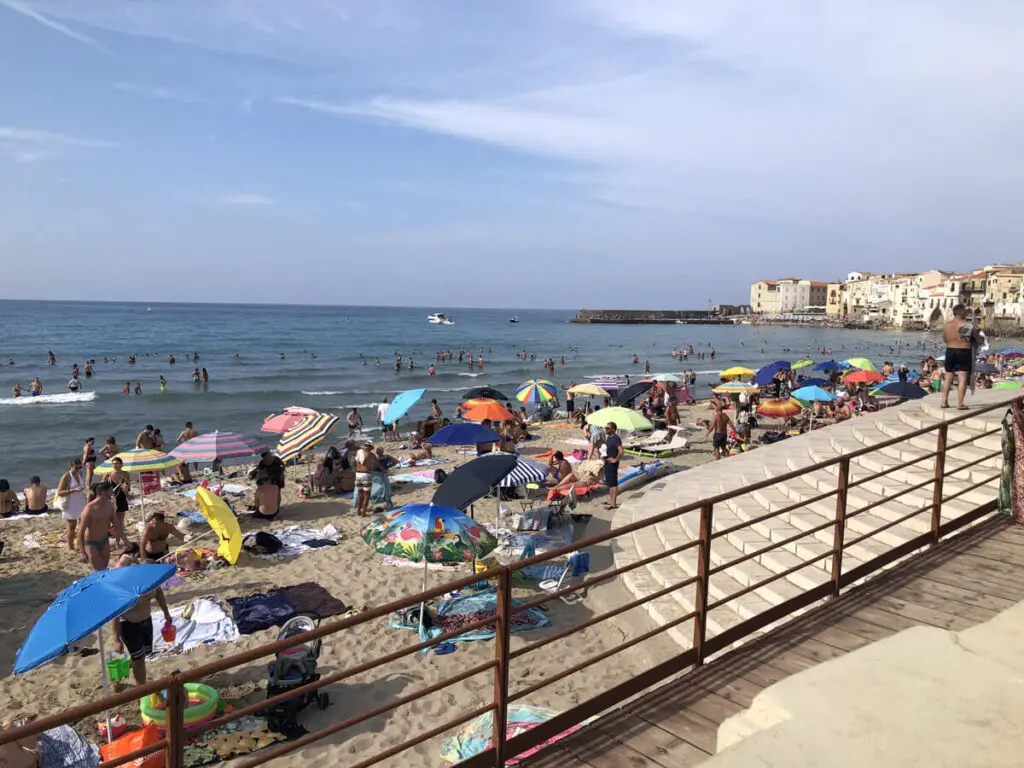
left=396, top=457, right=449, bottom=468
left=389, top=473, right=437, bottom=484
left=181, top=715, right=287, bottom=768
left=516, top=508, right=550, bottom=531
left=176, top=510, right=208, bottom=524
left=150, top=598, right=240, bottom=658
left=255, top=525, right=340, bottom=558
left=37, top=725, right=100, bottom=768
left=1, top=512, right=51, bottom=521
left=1000, top=402, right=1024, bottom=523
left=432, top=589, right=548, bottom=641
left=275, top=583, right=348, bottom=619
left=370, top=470, right=392, bottom=508
left=227, top=592, right=297, bottom=634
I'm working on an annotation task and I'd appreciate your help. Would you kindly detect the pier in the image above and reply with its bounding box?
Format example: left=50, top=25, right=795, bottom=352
left=571, top=309, right=736, bottom=324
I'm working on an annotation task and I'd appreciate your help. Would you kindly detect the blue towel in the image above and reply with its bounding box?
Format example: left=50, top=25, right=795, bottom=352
left=570, top=552, right=590, bottom=578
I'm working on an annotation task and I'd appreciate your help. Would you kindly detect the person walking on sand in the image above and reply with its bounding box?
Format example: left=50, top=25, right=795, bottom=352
left=55, top=459, right=87, bottom=552
left=113, top=545, right=173, bottom=685
left=354, top=440, right=378, bottom=516
left=78, top=482, right=128, bottom=570
left=706, top=402, right=733, bottom=460
left=942, top=304, right=982, bottom=411
left=602, top=422, right=624, bottom=510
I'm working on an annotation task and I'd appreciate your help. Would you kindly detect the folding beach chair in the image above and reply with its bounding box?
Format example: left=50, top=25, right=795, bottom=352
left=540, top=551, right=590, bottom=606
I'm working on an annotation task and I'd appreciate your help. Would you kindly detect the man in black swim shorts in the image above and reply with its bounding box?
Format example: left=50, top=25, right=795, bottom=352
left=114, top=547, right=173, bottom=684
left=942, top=304, right=981, bottom=410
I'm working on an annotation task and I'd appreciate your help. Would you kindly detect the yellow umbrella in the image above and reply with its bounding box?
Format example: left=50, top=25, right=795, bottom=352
left=719, top=367, right=756, bottom=380
left=568, top=383, right=610, bottom=397
left=713, top=382, right=759, bottom=394
left=195, top=487, right=242, bottom=565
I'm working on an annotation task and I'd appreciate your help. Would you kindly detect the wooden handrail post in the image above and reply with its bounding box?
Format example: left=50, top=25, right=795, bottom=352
left=931, top=424, right=948, bottom=544
left=165, top=674, right=186, bottom=768
left=692, top=502, right=714, bottom=666
left=492, top=568, right=513, bottom=766
left=831, top=457, right=850, bottom=598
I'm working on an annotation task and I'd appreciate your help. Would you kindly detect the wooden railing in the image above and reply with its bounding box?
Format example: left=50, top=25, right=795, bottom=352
left=0, top=396, right=1014, bottom=767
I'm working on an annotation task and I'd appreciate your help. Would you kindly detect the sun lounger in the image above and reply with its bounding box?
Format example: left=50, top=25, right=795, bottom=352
left=624, top=429, right=668, bottom=450
left=625, top=433, right=688, bottom=458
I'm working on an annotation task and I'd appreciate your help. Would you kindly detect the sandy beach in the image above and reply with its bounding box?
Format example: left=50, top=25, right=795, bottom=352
left=0, top=405, right=735, bottom=767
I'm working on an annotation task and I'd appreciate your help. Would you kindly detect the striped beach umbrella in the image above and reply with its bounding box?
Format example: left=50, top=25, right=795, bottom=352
left=497, top=457, right=550, bottom=487
left=262, top=406, right=318, bottom=434
left=712, top=381, right=760, bottom=395
left=515, top=379, right=557, bottom=404
left=169, top=431, right=268, bottom=463
left=94, top=449, right=181, bottom=475
left=756, top=398, right=803, bottom=420
left=275, top=411, right=339, bottom=462
left=589, top=376, right=628, bottom=391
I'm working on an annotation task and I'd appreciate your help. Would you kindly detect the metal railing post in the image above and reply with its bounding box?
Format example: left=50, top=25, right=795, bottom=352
left=692, top=502, right=714, bottom=666
left=165, top=675, right=186, bottom=768
left=931, top=424, right=948, bottom=543
left=492, top=568, right=513, bottom=766
left=831, top=457, right=850, bottom=597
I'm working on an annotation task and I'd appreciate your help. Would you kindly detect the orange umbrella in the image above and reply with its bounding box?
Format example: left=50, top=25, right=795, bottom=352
left=464, top=403, right=516, bottom=422
left=844, top=370, right=884, bottom=384
left=461, top=397, right=502, bottom=410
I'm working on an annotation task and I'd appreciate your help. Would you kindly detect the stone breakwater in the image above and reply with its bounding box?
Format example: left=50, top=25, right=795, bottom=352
left=571, top=309, right=732, bottom=324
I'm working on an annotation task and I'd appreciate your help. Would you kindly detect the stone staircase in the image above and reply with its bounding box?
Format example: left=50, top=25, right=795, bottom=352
left=610, top=389, right=1017, bottom=650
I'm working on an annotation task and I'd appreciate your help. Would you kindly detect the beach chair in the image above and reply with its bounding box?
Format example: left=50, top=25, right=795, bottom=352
left=624, top=429, right=668, bottom=450
left=548, top=486, right=577, bottom=528
left=625, top=429, right=689, bottom=458
left=540, top=551, right=590, bottom=606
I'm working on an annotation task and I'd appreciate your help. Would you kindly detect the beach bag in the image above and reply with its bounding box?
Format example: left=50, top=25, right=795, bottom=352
left=99, top=724, right=164, bottom=767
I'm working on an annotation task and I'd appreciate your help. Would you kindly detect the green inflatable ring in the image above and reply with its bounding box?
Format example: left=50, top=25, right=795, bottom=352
left=140, top=682, right=219, bottom=727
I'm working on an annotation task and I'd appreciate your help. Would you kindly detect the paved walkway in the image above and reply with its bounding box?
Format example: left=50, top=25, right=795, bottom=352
left=523, top=509, right=1024, bottom=766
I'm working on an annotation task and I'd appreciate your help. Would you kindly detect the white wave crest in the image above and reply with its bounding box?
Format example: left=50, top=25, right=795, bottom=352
left=301, top=390, right=344, bottom=396
left=457, top=372, right=483, bottom=377
left=0, top=391, right=98, bottom=406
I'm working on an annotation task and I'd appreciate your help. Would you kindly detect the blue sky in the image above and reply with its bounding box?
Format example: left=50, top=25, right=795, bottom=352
left=2, top=1, right=1023, bottom=308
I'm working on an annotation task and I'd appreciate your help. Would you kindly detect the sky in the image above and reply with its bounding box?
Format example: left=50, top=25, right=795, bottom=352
left=2, top=1, right=1024, bottom=309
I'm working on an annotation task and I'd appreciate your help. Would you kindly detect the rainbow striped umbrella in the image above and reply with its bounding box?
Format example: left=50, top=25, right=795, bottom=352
left=169, top=431, right=268, bottom=464
left=94, top=449, right=181, bottom=475
left=515, top=379, right=557, bottom=404
left=275, top=411, right=339, bottom=462
left=712, top=381, right=759, bottom=395
left=756, top=398, right=803, bottom=419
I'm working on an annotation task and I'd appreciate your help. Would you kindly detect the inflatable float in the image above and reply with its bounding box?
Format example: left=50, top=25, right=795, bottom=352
left=140, top=683, right=219, bottom=731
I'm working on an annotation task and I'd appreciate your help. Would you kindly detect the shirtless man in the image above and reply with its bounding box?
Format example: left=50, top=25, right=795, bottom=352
left=141, top=510, right=184, bottom=562
left=706, top=403, right=733, bottom=460
left=113, top=546, right=173, bottom=684
left=23, top=476, right=48, bottom=514
left=29, top=377, right=42, bottom=396
left=354, top=441, right=378, bottom=516
left=78, top=483, right=129, bottom=570
left=177, top=421, right=198, bottom=444
left=136, top=424, right=156, bottom=449
left=942, top=304, right=980, bottom=410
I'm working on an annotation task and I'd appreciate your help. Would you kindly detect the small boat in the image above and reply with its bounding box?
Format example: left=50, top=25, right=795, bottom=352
left=427, top=313, right=455, bottom=326
left=509, top=316, right=519, bottom=324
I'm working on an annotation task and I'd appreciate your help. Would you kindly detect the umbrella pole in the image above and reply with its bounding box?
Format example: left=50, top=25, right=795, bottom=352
left=97, top=630, right=113, bottom=743
left=419, top=559, right=428, bottom=633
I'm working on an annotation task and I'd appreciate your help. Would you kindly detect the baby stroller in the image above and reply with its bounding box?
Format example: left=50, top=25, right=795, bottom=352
left=264, top=615, right=329, bottom=736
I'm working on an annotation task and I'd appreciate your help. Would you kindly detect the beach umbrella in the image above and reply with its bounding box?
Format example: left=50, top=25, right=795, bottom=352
left=94, top=449, right=182, bottom=518
left=792, top=359, right=815, bottom=369
left=844, top=357, right=877, bottom=371
left=999, top=348, right=1024, bottom=358
left=813, top=360, right=840, bottom=371
left=441, top=704, right=590, bottom=765
left=362, top=503, right=497, bottom=626
left=497, top=457, right=550, bottom=487
left=878, top=381, right=927, bottom=399
left=844, top=370, right=885, bottom=384
left=797, top=377, right=829, bottom=388
left=463, top=387, right=511, bottom=402
left=975, top=362, right=999, bottom=375
left=383, top=388, right=427, bottom=426
left=464, top=402, right=516, bottom=422
left=719, top=367, right=756, bottom=380
left=650, top=373, right=682, bottom=383
left=169, top=431, right=267, bottom=464
left=432, top=454, right=518, bottom=510
left=589, top=376, right=628, bottom=391
left=712, top=381, right=760, bottom=395
left=754, top=361, right=789, bottom=386
left=275, top=411, right=339, bottom=462
left=429, top=423, right=501, bottom=446
left=515, top=379, right=557, bottom=404
left=584, top=406, right=653, bottom=431
left=884, top=371, right=920, bottom=382
left=262, top=406, right=318, bottom=434
left=195, top=487, right=243, bottom=565
left=994, top=381, right=1023, bottom=389
left=791, top=385, right=836, bottom=402
left=615, top=380, right=655, bottom=406
left=756, top=398, right=802, bottom=420
left=568, top=383, right=610, bottom=398
left=15, top=564, right=176, bottom=740
left=461, top=397, right=501, bottom=410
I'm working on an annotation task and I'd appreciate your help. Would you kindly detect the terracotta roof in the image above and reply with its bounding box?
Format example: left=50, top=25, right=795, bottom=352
left=754, top=280, right=777, bottom=286
left=809, top=281, right=828, bottom=287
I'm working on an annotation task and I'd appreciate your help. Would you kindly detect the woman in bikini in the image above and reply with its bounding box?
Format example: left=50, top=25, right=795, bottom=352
left=82, top=437, right=97, bottom=485
left=0, top=479, right=19, bottom=518
left=56, top=459, right=87, bottom=552
left=107, top=456, right=132, bottom=531
left=101, top=435, right=120, bottom=462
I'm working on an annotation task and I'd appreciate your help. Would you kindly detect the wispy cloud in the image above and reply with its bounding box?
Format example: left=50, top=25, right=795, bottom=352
left=114, top=82, right=212, bottom=104
left=0, top=0, right=107, bottom=51
left=218, top=193, right=275, bottom=206
left=0, top=126, right=115, bottom=148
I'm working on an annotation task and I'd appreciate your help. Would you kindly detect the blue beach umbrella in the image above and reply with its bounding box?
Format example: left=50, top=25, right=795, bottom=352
left=384, top=388, right=427, bottom=425
left=755, top=361, right=790, bottom=386
left=791, top=385, right=836, bottom=403
left=878, top=381, right=926, bottom=400
left=796, top=377, right=829, bottom=388
left=814, top=360, right=840, bottom=371
left=429, top=423, right=501, bottom=446
left=15, top=564, right=176, bottom=739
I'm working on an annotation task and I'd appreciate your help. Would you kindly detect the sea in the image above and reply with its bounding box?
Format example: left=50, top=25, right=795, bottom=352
left=0, top=301, right=948, bottom=484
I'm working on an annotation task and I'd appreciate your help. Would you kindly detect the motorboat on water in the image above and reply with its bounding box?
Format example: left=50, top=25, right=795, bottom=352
left=427, top=313, right=455, bottom=325
left=509, top=316, right=519, bottom=324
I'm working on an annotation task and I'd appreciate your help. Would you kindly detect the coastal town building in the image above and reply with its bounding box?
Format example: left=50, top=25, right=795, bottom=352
left=752, top=263, right=1024, bottom=329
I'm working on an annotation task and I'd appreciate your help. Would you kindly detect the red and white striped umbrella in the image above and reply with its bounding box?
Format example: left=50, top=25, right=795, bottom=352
left=275, top=412, right=339, bottom=462
left=261, top=406, right=318, bottom=433
left=169, top=431, right=268, bottom=463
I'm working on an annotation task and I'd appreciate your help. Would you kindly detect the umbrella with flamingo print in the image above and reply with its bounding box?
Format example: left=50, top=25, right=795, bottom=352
left=361, top=503, right=498, bottom=628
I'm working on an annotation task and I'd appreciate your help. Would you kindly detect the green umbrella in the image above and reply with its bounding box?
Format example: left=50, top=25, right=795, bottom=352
left=585, top=406, right=653, bottom=431
left=844, top=357, right=877, bottom=371
left=994, top=381, right=1022, bottom=389
left=791, top=359, right=814, bottom=369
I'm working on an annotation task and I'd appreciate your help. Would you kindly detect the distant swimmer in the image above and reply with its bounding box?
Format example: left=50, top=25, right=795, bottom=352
left=279, top=352, right=286, bottom=359
left=168, top=354, right=176, bottom=364
left=84, top=361, right=93, bottom=378
left=201, top=368, right=208, bottom=383
left=192, top=368, right=200, bottom=383
left=233, top=353, right=240, bottom=359
left=67, top=374, right=81, bottom=393
left=7, top=358, right=13, bottom=366
left=12, top=382, right=22, bottom=398
left=30, top=377, right=42, bottom=396
left=159, top=375, right=167, bottom=393
left=47, top=351, right=56, bottom=366
left=134, top=382, right=142, bottom=395
left=123, top=381, right=131, bottom=394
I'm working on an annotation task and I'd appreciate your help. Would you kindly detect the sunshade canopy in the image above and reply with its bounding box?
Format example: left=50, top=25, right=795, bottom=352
left=431, top=454, right=518, bottom=510
left=584, top=406, right=653, bottom=431
left=429, top=423, right=501, bottom=446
